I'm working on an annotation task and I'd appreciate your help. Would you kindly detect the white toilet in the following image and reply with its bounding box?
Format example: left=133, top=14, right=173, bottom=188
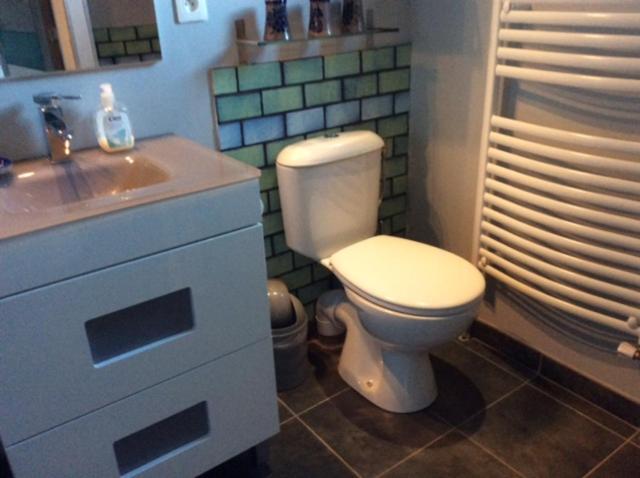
left=276, top=131, right=485, bottom=413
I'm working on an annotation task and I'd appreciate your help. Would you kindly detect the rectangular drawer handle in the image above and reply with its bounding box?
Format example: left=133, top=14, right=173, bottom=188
left=84, top=288, right=195, bottom=366
left=113, top=402, right=210, bottom=476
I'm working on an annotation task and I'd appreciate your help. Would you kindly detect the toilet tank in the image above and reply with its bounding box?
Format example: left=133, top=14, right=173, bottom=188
left=276, top=131, right=385, bottom=261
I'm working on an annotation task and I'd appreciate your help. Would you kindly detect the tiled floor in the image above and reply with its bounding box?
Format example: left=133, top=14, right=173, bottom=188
left=267, top=337, right=640, bottom=478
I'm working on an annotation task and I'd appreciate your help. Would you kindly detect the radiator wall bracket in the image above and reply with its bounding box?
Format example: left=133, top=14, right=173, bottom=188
left=617, top=317, right=640, bottom=361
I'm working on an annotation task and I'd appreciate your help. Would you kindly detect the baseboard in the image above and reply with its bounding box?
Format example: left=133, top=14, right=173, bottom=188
left=470, top=320, right=640, bottom=427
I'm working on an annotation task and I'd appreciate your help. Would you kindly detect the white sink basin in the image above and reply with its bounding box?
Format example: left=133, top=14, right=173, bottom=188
left=1, top=154, right=170, bottom=213
left=0, top=135, right=260, bottom=241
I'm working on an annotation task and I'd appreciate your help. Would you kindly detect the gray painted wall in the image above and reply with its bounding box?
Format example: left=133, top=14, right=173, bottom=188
left=0, top=0, right=410, bottom=161
left=407, top=0, right=491, bottom=260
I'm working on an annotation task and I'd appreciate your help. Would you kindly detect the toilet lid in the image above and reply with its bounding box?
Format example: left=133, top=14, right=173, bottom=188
left=330, top=236, right=486, bottom=314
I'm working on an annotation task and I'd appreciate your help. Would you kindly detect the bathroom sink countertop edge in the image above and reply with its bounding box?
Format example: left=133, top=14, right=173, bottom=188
left=0, top=135, right=261, bottom=242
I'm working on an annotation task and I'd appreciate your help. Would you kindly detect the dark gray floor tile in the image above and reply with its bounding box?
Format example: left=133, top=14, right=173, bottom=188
left=199, top=447, right=264, bottom=478
left=301, top=389, right=451, bottom=477
left=540, top=358, right=640, bottom=427
left=0, top=446, right=12, bottom=478
left=383, top=431, right=519, bottom=478
left=278, top=340, right=347, bottom=413
left=462, top=337, right=538, bottom=380
left=278, top=401, right=293, bottom=423
left=588, top=444, right=640, bottom=478
left=267, top=419, right=355, bottom=478
left=469, top=321, right=541, bottom=371
left=531, top=376, right=636, bottom=438
left=428, top=342, right=525, bottom=426
left=460, top=384, right=624, bottom=478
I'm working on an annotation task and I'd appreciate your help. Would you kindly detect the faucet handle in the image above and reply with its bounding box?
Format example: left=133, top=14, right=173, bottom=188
left=33, top=92, right=81, bottom=106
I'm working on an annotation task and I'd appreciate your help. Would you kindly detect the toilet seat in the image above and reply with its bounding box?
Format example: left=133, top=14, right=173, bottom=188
left=344, top=285, right=481, bottom=320
left=330, top=235, right=485, bottom=316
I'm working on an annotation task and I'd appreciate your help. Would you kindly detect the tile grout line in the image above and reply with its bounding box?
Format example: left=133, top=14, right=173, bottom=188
left=464, top=435, right=528, bottom=478
left=581, top=434, right=636, bottom=478
left=279, top=385, right=350, bottom=420
left=277, top=397, right=297, bottom=417
left=380, top=380, right=532, bottom=478
left=453, top=380, right=534, bottom=477
left=279, top=414, right=297, bottom=426
left=294, top=416, right=363, bottom=478
left=436, top=379, right=532, bottom=430
left=455, top=376, right=634, bottom=478
left=528, top=381, right=633, bottom=442
left=374, top=429, right=457, bottom=478
left=385, top=376, right=535, bottom=478
left=463, top=339, right=638, bottom=438
left=277, top=398, right=298, bottom=426
left=468, top=335, right=543, bottom=378
left=532, top=375, right=638, bottom=433
left=535, top=349, right=544, bottom=375
left=278, top=342, right=638, bottom=477
left=457, top=340, right=538, bottom=382
left=295, top=386, right=351, bottom=416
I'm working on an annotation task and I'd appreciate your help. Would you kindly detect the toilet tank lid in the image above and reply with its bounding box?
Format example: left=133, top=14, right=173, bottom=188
left=277, top=131, right=384, bottom=168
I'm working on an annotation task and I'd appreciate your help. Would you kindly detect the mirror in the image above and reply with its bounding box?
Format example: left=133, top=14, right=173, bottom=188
left=0, top=0, right=161, bottom=80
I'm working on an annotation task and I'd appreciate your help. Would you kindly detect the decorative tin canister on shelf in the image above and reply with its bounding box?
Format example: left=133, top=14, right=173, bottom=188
left=342, top=0, right=364, bottom=34
left=309, top=0, right=333, bottom=37
left=264, top=0, right=291, bottom=41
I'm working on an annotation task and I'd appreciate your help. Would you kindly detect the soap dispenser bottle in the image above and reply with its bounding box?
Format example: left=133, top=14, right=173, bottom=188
left=95, top=83, right=134, bottom=153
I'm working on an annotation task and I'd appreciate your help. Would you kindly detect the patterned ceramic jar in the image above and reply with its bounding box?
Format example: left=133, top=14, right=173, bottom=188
left=309, top=0, right=333, bottom=37
left=342, top=0, right=364, bottom=34
left=265, top=0, right=291, bottom=41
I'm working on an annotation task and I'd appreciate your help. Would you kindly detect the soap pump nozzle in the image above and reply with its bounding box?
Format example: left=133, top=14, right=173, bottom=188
left=100, top=83, right=115, bottom=110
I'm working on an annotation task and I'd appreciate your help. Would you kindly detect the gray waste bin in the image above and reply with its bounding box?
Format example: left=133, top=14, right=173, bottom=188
left=268, top=280, right=311, bottom=391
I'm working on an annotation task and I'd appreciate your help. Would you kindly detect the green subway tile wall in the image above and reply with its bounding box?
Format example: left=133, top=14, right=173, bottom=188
left=324, top=51, right=361, bottom=78
left=211, top=44, right=412, bottom=308
left=305, top=80, right=342, bottom=107
left=216, top=93, right=262, bottom=122
left=212, top=68, right=238, bottom=95
left=263, top=86, right=304, bottom=114
left=344, top=74, right=378, bottom=99
left=284, top=58, right=324, bottom=84
left=238, top=63, right=282, bottom=91
left=94, top=24, right=160, bottom=65
left=362, top=47, right=394, bottom=72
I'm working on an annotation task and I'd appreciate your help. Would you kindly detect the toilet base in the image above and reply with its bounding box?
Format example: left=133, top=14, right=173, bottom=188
left=333, top=302, right=438, bottom=413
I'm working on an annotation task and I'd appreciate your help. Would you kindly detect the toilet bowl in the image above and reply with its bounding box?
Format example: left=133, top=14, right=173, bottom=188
left=315, top=235, right=484, bottom=412
left=276, top=131, right=485, bottom=413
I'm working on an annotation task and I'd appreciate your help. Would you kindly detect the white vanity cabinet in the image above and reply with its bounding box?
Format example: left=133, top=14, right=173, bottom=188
left=0, top=137, right=278, bottom=478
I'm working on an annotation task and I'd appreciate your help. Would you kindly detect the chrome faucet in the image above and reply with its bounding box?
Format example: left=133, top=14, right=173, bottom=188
left=33, top=93, right=81, bottom=162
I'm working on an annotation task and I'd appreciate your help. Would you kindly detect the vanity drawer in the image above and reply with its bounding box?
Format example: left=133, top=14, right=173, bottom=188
left=1, top=179, right=262, bottom=299
left=0, top=225, right=270, bottom=446
left=5, top=338, right=279, bottom=478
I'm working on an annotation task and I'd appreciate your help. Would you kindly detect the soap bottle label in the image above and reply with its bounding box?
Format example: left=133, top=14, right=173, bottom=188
left=103, top=112, right=131, bottom=148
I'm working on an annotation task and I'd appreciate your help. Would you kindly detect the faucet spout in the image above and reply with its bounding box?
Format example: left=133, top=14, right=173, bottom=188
left=43, top=109, right=73, bottom=161
left=33, top=93, right=80, bottom=163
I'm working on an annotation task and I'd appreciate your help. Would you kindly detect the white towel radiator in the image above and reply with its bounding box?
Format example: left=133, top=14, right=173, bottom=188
left=473, top=0, right=640, bottom=358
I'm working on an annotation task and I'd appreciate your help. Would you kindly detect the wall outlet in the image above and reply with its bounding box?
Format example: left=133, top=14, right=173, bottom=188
left=174, top=0, right=209, bottom=24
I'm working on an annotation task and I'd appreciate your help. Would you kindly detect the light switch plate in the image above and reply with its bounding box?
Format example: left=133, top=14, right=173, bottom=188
left=175, top=0, right=209, bottom=24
